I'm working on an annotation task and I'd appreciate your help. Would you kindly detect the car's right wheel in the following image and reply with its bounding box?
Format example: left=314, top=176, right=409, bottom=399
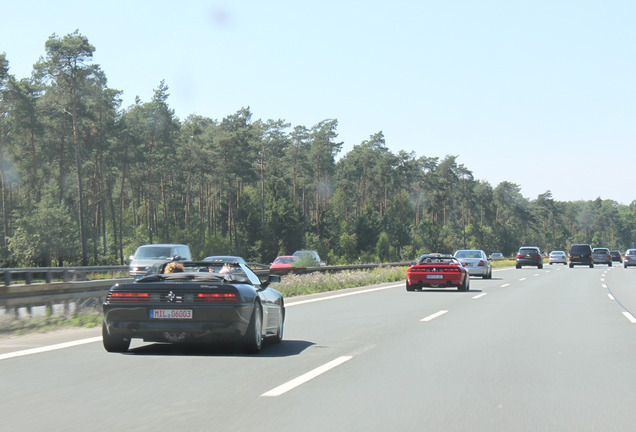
left=458, top=276, right=469, bottom=291
left=102, top=323, right=131, bottom=353
left=569, top=263, right=574, bottom=268
left=590, top=263, right=594, bottom=268
left=244, top=303, right=263, bottom=354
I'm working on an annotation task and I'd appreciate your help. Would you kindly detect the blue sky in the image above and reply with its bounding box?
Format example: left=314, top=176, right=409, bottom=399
left=1, top=0, right=635, bottom=204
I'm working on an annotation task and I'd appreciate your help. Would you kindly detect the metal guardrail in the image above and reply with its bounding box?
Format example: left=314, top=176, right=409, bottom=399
left=0, top=265, right=129, bottom=286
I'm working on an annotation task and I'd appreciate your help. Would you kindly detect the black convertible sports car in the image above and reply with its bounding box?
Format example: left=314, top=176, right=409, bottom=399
left=102, top=260, right=284, bottom=354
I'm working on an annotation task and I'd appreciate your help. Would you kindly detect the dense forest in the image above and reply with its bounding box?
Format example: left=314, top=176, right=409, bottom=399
left=0, top=31, right=634, bottom=268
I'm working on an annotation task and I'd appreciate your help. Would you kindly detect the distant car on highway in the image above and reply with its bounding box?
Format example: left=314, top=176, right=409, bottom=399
left=624, top=249, right=636, bottom=268
left=592, top=247, right=612, bottom=266
left=569, top=244, right=594, bottom=268
left=292, top=250, right=324, bottom=266
left=128, top=244, right=192, bottom=279
left=406, top=254, right=469, bottom=291
left=609, top=250, right=622, bottom=263
left=549, top=250, right=567, bottom=265
left=454, top=249, right=492, bottom=279
left=269, top=255, right=298, bottom=273
left=489, top=252, right=505, bottom=260
left=203, top=255, right=247, bottom=264
left=516, top=246, right=543, bottom=269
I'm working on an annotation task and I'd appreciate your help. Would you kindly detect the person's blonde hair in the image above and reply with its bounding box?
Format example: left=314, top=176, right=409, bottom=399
left=164, top=262, right=185, bottom=273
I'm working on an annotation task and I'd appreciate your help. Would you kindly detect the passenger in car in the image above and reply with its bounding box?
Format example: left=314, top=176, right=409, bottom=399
left=164, top=262, right=185, bottom=273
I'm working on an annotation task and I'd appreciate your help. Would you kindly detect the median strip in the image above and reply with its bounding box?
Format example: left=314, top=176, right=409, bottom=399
left=262, top=356, right=353, bottom=397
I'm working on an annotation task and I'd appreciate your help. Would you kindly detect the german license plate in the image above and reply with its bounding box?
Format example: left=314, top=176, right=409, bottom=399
left=150, top=309, right=192, bottom=319
left=426, top=274, right=443, bottom=279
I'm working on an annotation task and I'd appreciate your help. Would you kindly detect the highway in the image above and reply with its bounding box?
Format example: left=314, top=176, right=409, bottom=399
left=2, top=265, right=636, bottom=431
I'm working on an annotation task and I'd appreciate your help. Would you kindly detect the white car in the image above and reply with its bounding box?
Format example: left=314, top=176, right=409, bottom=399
left=454, top=249, right=492, bottom=279
left=549, top=250, right=567, bottom=265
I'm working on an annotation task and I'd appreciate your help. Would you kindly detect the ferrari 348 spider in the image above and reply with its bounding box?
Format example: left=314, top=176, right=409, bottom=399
left=406, top=254, right=470, bottom=292
left=102, top=260, right=284, bottom=354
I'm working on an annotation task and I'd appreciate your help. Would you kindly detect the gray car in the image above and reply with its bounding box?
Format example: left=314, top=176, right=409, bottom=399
left=128, top=244, right=192, bottom=279
left=549, top=250, right=567, bottom=265
left=592, top=247, right=612, bottom=266
left=625, top=249, right=636, bottom=268
left=454, top=249, right=492, bottom=279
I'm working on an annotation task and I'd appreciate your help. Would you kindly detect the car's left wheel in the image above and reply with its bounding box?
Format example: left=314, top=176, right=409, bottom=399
left=406, top=281, right=415, bottom=292
left=244, top=303, right=263, bottom=354
left=102, top=323, right=130, bottom=353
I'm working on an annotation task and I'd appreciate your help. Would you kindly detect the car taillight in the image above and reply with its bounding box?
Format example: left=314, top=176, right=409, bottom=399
left=196, top=293, right=237, bottom=302
left=478, top=261, right=485, bottom=266
left=110, top=292, right=149, bottom=301
left=516, top=254, right=523, bottom=258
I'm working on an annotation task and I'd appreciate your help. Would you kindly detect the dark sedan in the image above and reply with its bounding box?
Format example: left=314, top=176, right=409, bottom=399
left=406, top=254, right=470, bottom=291
left=102, top=261, right=284, bottom=354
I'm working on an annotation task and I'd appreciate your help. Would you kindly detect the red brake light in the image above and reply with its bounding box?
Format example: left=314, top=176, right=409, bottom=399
left=110, top=292, right=149, bottom=301
left=196, top=293, right=237, bottom=302
left=478, top=260, right=485, bottom=266
left=516, top=254, right=522, bottom=258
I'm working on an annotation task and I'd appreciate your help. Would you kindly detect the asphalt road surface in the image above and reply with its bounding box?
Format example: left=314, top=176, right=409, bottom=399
left=2, top=265, right=636, bottom=431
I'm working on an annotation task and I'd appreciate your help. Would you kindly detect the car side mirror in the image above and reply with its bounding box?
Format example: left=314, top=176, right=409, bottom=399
left=128, top=255, right=134, bottom=261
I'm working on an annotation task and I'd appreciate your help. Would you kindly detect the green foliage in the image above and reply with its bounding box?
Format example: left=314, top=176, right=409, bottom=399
left=1, top=31, right=635, bottom=269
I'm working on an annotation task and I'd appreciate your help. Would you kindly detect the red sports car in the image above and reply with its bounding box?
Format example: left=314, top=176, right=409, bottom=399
left=269, top=255, right=298, bottom=273
left=406, top=254, right=470, bottom=291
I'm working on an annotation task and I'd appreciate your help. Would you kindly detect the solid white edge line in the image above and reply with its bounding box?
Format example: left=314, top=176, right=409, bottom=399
left=262, top=356, right=353, bottom=397
left=622, top=312, right=636, bottom=324
left=500, top=283, right=510, bottom=288
left=421, top=310, right=449, bottom=322
left=472, top=293, right=487, bottom=299
left=0, top=336, right=102, bottom=361
left=286, top=284, right=402, bottom=307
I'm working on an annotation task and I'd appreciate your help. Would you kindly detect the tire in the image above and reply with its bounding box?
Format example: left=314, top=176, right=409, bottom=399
left=406, top=281, right=415, bottom=292
left=569, top=263, right=574, bottom=268
left=269, top=305, right=284, bottom=344
left=102, top=323, right=130, bottom=353
left=538, top=264, right=543, bottom=269
left=244, top=303, right=263, bottom=354
left=609, top=262, right=612, bottom=267
left=590, top=263, right=594, bottom=268
left=458, top=276, right=469, bottom=291
left=516, top=264, right=521, bottom=269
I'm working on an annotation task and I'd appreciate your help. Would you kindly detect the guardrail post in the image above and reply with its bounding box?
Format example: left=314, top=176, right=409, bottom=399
left=63, top=270, right=70, bottom=282
left=25, top=272, right=33, bottom=284
left=45, top=271, right=52, bottom=284
left=4, top=271, right=10, bottom=286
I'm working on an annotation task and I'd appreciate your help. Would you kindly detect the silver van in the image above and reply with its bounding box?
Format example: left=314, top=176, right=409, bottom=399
left=128, top=244, right=192, bottom=279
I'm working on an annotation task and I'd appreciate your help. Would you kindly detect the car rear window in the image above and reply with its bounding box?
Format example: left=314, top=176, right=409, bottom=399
left=519, top=248, right=538, bottom=254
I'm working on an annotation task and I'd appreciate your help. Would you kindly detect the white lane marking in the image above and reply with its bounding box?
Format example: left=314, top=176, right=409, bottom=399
left=500, top=284, right=510, bottom=288
left=472, top=293, right=487, bottom=299
left=601, top=278, right=605, bottom=282
left=622, top=312, right=636, bottom=324
left=608, top=294, right=615, bottom=301
left=519, top=278, right=527, bottom=281
left=286, top=284, right=402, bottom=307
left=262, top=356, right=353, bottom=397
left=421, top=310, right=449, bottom=322
left=533, top=274, right=540, bottom=277
left=0, top=337, right=102, bottom=361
